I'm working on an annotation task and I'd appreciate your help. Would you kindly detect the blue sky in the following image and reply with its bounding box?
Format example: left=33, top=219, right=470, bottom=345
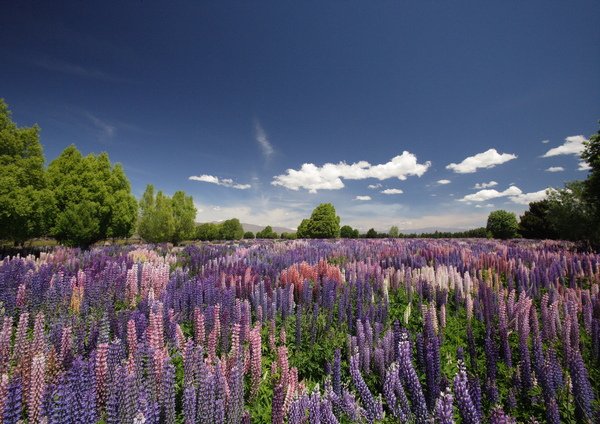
left=1, top=1, right=599, bottom=231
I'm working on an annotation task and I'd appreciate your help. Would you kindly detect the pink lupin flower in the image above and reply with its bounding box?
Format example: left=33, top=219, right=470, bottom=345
left=194, top=307, right=205, bottom=346
left=28, top=354, right=46, bottom=424
left=174, top=324, right=185, bottom=351
left=31, top=313, right=46, bottom=355
left=16, top=283, right=27, bottom=309
left=249, top=325, right=262, bottom=398
left=207, top=328, right=218, bottom=365
left=127, top=319, right=138, bottom=357
left=0, top=373, right=9, bottom=422
left=0, top=317, right=13, bottom=376
left=59, top=326, right=72, bottom=367
left=96, top=342, right=109, bottom=410
left=126, top=264, right=139, bottom=307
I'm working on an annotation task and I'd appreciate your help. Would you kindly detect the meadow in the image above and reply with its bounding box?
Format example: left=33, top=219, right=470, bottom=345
left=0, top=239, right=597, bottom=423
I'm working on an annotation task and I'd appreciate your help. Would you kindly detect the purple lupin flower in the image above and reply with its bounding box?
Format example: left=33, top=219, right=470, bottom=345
left=453, top=358, right=480, bottom=424
left=227, top=362, right=244, bottom=424
left=569, top=348, right=594, bottom=422
left=349, top=350, right=383, bottom=423
left=488, top=406, right=516, bottom=424
left=433, top=388, right=454, bottom=424
left=287, top=398, right=305, bottom=424
left=3, top=375, right=22, bottom=424
left=309, top=390, right=321, bottom=424
left=272, top=383, right=285, bottom=424
left=161, top=358, right=176, bottom=424
left=183, top=385, right=196, bottom=424
left=214, top=398, right=225, bottom=424
left=332, top=349, right=341, bottom=396
left=106, top=365, right=124, bottom=424
left=397, top=331, right=428, bottom=423
left=48, top=373, right=72, bottom=424
left=383, top=363, right=409, bottom=422
left=320, top=397, right=339, bottom=424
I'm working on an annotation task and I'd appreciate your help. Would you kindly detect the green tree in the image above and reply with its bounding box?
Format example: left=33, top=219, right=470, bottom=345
left=171, top=191, right=197, bottom=244
left=389, top=226, right=400, bottom=238
left=518, top=200, right=558, bottom=239
left=486, top=210, right=518, bottom=240
left=546, top=182, right=599, bottom=243
left=366, top=228, right=378, bottom=238
left=196, top=223, right=221, bottom=241
left=305, top=203, right=340, bottom=238
left=243, top=231, right=255, bottom=239
left=296, top=219, right=310, bottom=238
left=340, top=225, right=356, bottom=238
left=47, top=145, right=137, bottom=247
left=219, top=218, right=244, bottom=240
left=0, top=99, right=56, bottom=245
left=257, top=225, right=278, bottom=239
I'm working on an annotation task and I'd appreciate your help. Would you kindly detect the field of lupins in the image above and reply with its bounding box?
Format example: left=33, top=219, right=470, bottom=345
left=0, top=240, right=598, bottom=423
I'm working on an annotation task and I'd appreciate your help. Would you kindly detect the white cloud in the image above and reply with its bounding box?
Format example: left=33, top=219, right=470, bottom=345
left=578, top=161, right=592, bottom=171
left=446, top=149, right=517, bottom=173
left=254, top=120, right=274, bottom=158
left=545, top=166, right=564, bottom=172
left=437, top=179, right=451, bottom=185
left=475, top=203, right=494, bottom=208
left=460, top=186, right=522, bottom=202
left=355, top=195, right=372, bottom=201
left=381, top=188, right=404, bottom=194
left=271, top=151, right=431, bottom=193
left=474, top=181, right=498, bottom=189
left=189, top=175, right=252, bottom=190
left=509, top=189, right=550, bottom=205
left=542, top=139, right=550, bottom=144
left=542, top=135, right=587, bottom=157
left=368, top=183, right=382, bottom=189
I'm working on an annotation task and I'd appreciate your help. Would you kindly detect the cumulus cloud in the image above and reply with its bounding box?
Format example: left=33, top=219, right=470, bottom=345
left=254, top=120, right=274, bottom=158
left=542, top=135, right=587, bottom=157
left=459, top=186, right=523, bottom=202
left=545, top=166, right=564, bottom=172
left=355, top=195, right=372, bottom=201
left=446, top=149, right=517, bottom=173
left=437, top=179, right=451, bottom=185
left=578, top=161, right=592, bottom=171
left=368, top=183, right=382, bottom=189
left=474, top=181, right=498, bottom=189
left=509, top=189, right=550, bottom=205
left=271, top=151, right=431, bottom=193
left=189, top=175, right=252, bottom=189
left=381, top=188, right=404, bottom=194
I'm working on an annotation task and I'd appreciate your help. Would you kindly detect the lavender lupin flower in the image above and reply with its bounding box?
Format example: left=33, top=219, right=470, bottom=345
left=434, top=388, right=454, bottom=424
left=397, top=331, right=428, bottom=423
left=319, top=397, right=339, bottom=424
left=349, top=350, right=383, bottom=423
left=309, top=390, right=321, bottom=424
left=453, top=358, right=480, bottom=424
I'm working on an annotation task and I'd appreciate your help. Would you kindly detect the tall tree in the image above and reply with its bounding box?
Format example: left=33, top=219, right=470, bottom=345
left=486, top=210, right=518, bottom=240
left=306, top=203, right=340, bottom=238
left=0, top=99, right=55, bottom=245
left=171, top=191, right=197, bottom=244
left=47, top=145, right=137, bottom=247
left=137, top=185, right=178, bottom=243
left=219, top=218, right=244, bottom=240
left=389, top=226, right=400, bottom=238
left=582, top=124, right=600, bottom=215
left=518, top=200, right=558, bottom=239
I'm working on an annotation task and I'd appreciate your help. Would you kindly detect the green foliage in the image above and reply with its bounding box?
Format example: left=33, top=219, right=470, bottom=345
left=340, top=225, right=359, bottom=238
left=388, top=225, right=399, bottom=238
left=518, top=199, right=558, bottom=239
left=243, top=231, right=255, bottom=239
left=280, top=232, right=297, bottom=240
left=486, top=210, right=518, bottom=239
left=365, top=228, right=378, bottom=238
left=196, top=222, right=221, bottom=241
left=296, top=219, right=310, bottom=238
left=47, top=145, right=137, bottom=247
left=546, top=182, right=599, bottom=243
left=0, top=99, right=56, bottom=245
left=219, top=218, right=244, bottom=240
left=171, top=191, right=197, bottom=244
left=256, top=225, right=278, bottom=239
left=582, top=123, right=600, bottom=210
left=306, top=203, right=340, bottom=238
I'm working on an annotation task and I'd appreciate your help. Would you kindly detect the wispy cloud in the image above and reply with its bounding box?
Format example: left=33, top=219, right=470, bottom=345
left=31, top=57, right=128, bottom=82
left=475, top=203, right=495, bottom=208
left=545, top=166, right=564, bottom=172
left=446, top=149, right=517, bottom=173
left=437, top=179, right=451, bottom=185
left=355, top=195, right=372, bottom=201
left=542, top=135, right=587, bottom=157
left=254, top=120, right=274, bottom=159
left=541, top=139, right=550, bottom=144
left=368, top=183, right=382, bottom=189
left=85, top=112, right=116, bottom=138
left=189, top=175, right=252, bottom=189
left=272, top=151, right=431, bottom=193
left=578, top=161, right=592, bottom=171
left=473, top=181, right=498, bottom=189
left=381, top=188, right=403, bottom=194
